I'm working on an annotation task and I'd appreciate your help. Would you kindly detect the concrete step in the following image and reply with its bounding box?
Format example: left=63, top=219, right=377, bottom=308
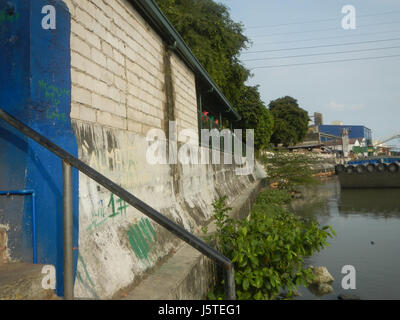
left=0, top=263, right=60, bottom=300
left=119, top=241, right=216, bottom=300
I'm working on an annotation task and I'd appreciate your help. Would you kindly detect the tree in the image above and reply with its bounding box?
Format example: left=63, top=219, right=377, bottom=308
left=155, top=0, right=249, bottom=106
left=155, top=0, right=274, bottom=150
left=261, top=151, right=318, bottom=192
left=269, top=96, right=309, bottom=147
left=235, top=86, right=274, bottom=150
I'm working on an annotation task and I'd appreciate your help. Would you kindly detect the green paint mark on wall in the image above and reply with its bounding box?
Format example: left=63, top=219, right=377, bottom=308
left=37, top=80, right=70, bottom=122
left=108, top=193, right=128, bottom=218
left=128, top=218, right=156, bottom=262
left=0, top=9, right=20, bottom=25
left=77, top=253, right=99, bottom=299
left=86, top=194, right=128, bottom=232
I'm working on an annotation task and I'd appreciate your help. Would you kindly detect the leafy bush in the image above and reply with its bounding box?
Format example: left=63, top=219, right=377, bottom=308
left=261, top=151, right=319, bottom=192
left=207, top=190, right=335, bottom=300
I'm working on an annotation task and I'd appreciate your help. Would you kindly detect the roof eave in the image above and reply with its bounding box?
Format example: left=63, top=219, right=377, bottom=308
left=128, top=0, right=241, bottom=121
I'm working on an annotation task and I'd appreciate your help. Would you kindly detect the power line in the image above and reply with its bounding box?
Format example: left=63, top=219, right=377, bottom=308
left=250, top=21, right=400, bottom=39
left=252, top=29, right=400, bottom=47
left=243, top=45, right=400, bottom=62
left=246, top=10, right=400, bottom=29
left=248, top=17, right=337, bottom=30
left=243, top=37, right=400, bottom=54
left=249, top=53, right=400, bottom=69
left=248, top=17, right=338, bottom=30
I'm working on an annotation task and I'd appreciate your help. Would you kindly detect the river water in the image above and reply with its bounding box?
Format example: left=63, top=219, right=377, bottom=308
left=291, top=177, right=400, bottom=300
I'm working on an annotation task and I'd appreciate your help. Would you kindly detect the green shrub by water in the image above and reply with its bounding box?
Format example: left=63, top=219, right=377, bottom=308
left=207, top=190, right=336, bottom=300
left=260, top=151, right=319, bottom=192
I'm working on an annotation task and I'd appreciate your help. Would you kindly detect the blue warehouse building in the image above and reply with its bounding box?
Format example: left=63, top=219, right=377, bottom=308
left=318, top=125, right=372, bottom=144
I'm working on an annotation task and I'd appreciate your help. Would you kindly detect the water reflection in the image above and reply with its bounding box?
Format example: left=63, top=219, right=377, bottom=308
left=339, top=188, right=400, bottom=218
left=293, top=177, right=400, bottom=300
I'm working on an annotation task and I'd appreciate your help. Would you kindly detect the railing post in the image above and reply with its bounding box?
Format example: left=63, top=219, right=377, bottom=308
left=224, top=263, right=236, bottom=300
left=62, top=160, right=74, bottom=300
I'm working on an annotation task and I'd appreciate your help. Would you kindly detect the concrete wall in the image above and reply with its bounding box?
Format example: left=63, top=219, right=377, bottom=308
left=0, top=0, right=79, bottom=297
left=61, top=0, right=257, bottom=299
left=72, top=123, right=256, bottom=298
left=0, top=225, right=10, bottom=266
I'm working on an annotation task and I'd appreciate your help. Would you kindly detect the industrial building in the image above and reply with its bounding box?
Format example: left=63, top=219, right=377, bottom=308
left=318, top=125, right=372, bottom=145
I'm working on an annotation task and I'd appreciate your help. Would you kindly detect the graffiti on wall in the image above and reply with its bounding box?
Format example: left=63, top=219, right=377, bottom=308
left=82, top=139, right=137, bottom=177
left=76, top=253, right=99, bottom=299
left=86, top=193, right=128, bottom=232
left=86, top=193, right=157, bottom=262
left=0, top=9, right=20, bottom=25
left=37, top=80, right=69, bottom=122
left=127, top=217, right=156, bottom=263
left=76, top=217, right=156, bottom=298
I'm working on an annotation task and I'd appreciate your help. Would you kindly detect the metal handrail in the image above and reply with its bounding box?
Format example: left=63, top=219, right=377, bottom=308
left=0, top=108, right=235, bottom=300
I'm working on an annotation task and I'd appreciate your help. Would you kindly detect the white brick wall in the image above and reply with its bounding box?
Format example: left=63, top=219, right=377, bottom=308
left=170, top=53, right=198, bottom=135
left=64, top=0, right=200, bottom=136
left=60, top=0, right=257, bottom=300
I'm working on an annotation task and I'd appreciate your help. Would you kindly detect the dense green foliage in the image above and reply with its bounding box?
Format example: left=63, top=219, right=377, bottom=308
left=261, top=151, right=319, bottom=192
left=207, top=191, right=335, bottom=300
left=269, top=96, right=309, bottom=147
left=234, top=86, right=274, bottom=150
left=154, top=0, right=274, bottom=150
left=155, top=0, right=248, bottom=104
left=206, top=150, right=334, bottom=300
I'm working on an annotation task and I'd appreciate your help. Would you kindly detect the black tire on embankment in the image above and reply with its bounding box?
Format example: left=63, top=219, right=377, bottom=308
left=366, top=163, right=375, bottom=173
left=388, top=162, right=400, bottom=173
left=345, top=165, right=356, bottom=174
left=376, top=163, right=387, bottom=172
left=356, top=164, right=366, bottom=174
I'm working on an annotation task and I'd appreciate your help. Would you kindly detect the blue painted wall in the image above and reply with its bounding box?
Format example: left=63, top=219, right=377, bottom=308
left=319, top=125, right=372, bottom=142
left=0, top=0, right=78, bottom=297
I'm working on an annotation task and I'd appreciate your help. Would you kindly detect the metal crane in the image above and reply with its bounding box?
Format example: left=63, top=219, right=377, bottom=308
left=374, top=133, right=400, bottom=147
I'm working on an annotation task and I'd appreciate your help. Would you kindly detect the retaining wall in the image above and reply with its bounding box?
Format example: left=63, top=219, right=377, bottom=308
left=59, top=0, right=260, bottom=299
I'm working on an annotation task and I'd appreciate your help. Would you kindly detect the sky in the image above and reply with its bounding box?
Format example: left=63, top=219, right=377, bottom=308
left=218, top=0, right=400, bottom=147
